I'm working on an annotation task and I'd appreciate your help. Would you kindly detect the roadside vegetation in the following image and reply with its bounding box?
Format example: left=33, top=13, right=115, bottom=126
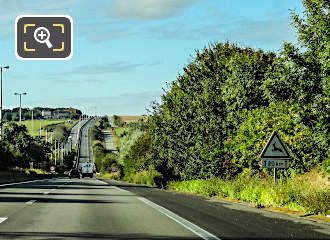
left=91, top=116, right=120, bottom=175
left=0, top=117, right=79, bottom=175
left=100, top=1, right=328, bottom=215
left=2, top=107, right=81, bottom=122
left=22, top=119, right=78, bottom=141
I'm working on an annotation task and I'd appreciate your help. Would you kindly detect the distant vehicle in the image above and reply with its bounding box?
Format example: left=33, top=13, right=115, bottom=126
left=68, top=169, right=80, bottom=179
left=81, top=162, right=94, bottom=178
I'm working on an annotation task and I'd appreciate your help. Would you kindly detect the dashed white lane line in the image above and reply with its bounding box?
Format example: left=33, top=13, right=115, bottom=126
left=138, top=197, right=221, bottom=240
left=0, top=217, right=8, bottom=224
left=43, top=192, right=50, bottom=195
left=111, top=186, right=130, bottom=193
left=26, top=200, right=36, bottom=204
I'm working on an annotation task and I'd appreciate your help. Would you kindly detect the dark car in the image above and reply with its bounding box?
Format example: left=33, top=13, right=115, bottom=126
left=69, top=169, right=80, bottom=179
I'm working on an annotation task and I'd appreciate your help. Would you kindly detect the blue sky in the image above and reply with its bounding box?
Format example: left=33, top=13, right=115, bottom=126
left=0, top=0, right=303, bottom=115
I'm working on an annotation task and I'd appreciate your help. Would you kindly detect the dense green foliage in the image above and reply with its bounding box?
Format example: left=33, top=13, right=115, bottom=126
left=149, top=0, right=329, bottom=181
left=99, top=1, right=329, bottom=213
left=91, top=116, right=119, bottom=172
left=113, top=115, right=125, bottom=127
left=2, top=107, right=82, bottom=121
left=0, top=122, right=51, bottom=170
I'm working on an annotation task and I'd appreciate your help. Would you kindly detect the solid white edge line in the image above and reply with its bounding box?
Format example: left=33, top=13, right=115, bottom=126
left=138, top=197, right=221, bottom=240
left=26, top=200, right=36, bottom=204
left=112, top=186, right=130, bottom=193
left=0, top=217, right=8, bottom=224
left=97, top=179, right=130, bottom=193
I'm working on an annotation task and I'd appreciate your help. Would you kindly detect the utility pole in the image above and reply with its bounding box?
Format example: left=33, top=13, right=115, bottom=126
left=31, top=109, right=34, bottom=137
left=0, top=66, right=9, bottom=139
left=14, top=92, right=27, bottom=123
left=61, top=143, right=64, bottom=164
left=39, top=120, right=42, bottom=137
left=50, top=133, right=53, bottom=160
left=55, top=140, right=57, bottom=165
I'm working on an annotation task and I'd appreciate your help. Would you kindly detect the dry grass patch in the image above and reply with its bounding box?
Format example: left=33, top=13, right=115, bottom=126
left=119, top=115, right=149, bottom=123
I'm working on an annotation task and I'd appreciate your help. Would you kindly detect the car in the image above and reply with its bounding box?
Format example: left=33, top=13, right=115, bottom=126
left=68, top=169, right=80, bottom=179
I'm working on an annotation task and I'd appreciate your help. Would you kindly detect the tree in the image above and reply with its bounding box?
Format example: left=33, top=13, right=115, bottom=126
left=150, top=42, right=277, bottom=180
left=263, top=0, right=329, bottom=162
left=3, top=112, right=12, bottom=121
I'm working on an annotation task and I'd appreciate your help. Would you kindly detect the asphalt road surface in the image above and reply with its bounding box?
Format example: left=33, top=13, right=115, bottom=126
left=104, top=130, right=115, bottom=153
left=0, top=178, right=329, bottom=240
left=0, top=178, right=203, bottom=239
left=63, top=119, right=88, bottom=153
left=77, top=119, right=96, bottom=170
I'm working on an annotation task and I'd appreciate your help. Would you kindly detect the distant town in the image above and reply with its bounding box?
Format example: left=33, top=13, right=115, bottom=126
left=2, top=107, right=82, bottom=121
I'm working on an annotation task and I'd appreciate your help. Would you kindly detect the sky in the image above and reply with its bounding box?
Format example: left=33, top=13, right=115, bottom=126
left=0, top=0, right=304, bottom=116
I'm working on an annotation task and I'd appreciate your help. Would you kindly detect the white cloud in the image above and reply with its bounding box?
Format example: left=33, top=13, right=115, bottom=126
left=32, top=91, right=162, bottom=115
left=106, top=0, right=200, bottom=20
left=72, top=61, right=143, bottom=75
left=0, top=0, right=80, bottom=40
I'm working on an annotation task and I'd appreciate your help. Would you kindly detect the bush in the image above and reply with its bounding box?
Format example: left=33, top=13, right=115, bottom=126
left=123, top=166, right=162, bottom=187
left=225, top=102, right=326, bottom=175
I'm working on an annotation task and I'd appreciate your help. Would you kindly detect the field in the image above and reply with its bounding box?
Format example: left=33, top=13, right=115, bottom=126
left=117, top=115, right=149, bottom=123
left=21, top=119, right=77, bottom=137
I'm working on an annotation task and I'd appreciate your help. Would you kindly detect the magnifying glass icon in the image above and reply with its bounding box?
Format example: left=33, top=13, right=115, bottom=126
left=34, top=27, right=53, bottom=48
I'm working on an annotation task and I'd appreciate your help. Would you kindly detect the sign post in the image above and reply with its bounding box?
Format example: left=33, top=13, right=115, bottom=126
left=260, top=131, right=292, bottom=185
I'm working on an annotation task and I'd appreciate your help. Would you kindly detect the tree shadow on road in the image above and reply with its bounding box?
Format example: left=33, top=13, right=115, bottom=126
left=0, top=232, right=201, bottom=240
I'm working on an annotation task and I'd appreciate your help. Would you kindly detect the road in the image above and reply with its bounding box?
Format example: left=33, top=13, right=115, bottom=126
left=0, top=178, right=329, bottom=239
left=104, top=130, right=115, bottom=153
left=0, top=178, right=203, bottom=239
left=77, top=118, right=97, bottom=170
left=63, top=119, right=88, bottom=153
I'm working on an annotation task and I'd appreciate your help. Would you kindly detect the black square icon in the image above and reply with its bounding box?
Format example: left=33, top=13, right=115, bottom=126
left=15, top=15, right=73, bottom=60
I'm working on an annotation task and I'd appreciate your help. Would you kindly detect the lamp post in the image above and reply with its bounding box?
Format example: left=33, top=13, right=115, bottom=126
left=0, top=66, right=9, bottom=139
left=14, top=92, right=27, bottom=123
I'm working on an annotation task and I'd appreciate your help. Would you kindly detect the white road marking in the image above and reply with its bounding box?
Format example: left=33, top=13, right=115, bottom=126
left=0, top=217, right=8, bottom=224
left=97, top=180, right=108, bottom=185
left=112, top=186, right=130, bottom=193
left=138, top=197, right=221, bottom=240
left=0, top=179, right=51, bottom=187
left=26, top=200, right=36, bottom=204
left=50, top=188, right=56, bottom=192
left=43, top=192, right=49, bottom=195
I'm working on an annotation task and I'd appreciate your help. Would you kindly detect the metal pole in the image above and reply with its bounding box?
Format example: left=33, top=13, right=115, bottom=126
left=54, top=140, right=57, bottom=165
left=274, top=168, right=276, bottom=186
left=19, top=94, right=22, bottom=123
left=0, top=66, right=9, bottom=139
left=31, top=109, right=34, bottom=137
left=61, top=143, right=64, bottom=164
left=0, top=68, right=2, bottom=139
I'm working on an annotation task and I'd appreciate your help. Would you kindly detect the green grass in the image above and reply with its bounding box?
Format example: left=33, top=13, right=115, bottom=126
left=115, top=127, right=130, bottom=145
left=22, top=119, right=78, bottom=138
left=168, top=168, right=329, bottom=216
left=22, top=119, right=65, bottom=136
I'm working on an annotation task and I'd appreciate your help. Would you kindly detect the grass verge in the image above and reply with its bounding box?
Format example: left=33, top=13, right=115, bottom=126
left=168, top=168, right=329, bottom=216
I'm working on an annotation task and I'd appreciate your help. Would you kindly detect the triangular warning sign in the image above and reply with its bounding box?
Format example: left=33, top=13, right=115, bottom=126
left=260, top=131, right=291, bottom=159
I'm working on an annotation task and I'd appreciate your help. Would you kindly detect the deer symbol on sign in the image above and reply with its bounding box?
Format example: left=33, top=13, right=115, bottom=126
left=272, top=142, right=283, bottom=153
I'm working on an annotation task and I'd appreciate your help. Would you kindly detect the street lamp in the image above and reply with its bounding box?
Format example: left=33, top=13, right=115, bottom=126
left=14, top=92, right=27, bottom=123
left=0, top=66, right=9, bottom=139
